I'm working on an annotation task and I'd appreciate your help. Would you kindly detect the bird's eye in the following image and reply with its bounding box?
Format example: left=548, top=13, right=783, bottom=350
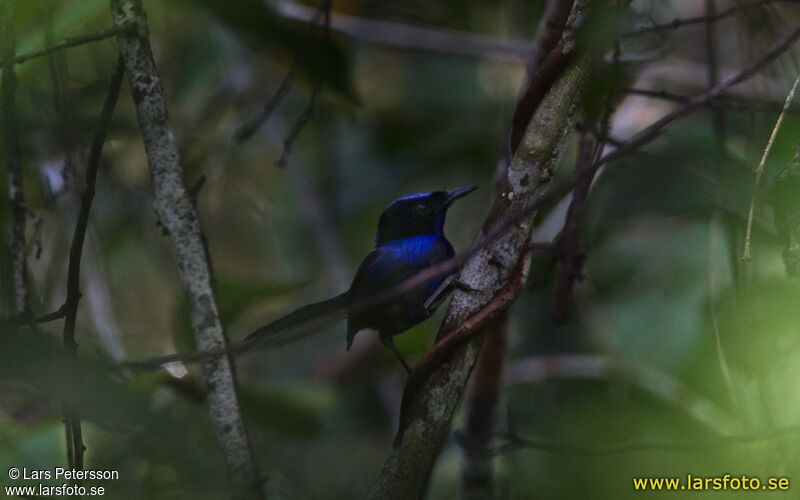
left=415, top=204, right=427, bottom=213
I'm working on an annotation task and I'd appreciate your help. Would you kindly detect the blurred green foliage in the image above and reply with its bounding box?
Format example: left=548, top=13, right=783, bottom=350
left=2, top=0, right=800, bottom=499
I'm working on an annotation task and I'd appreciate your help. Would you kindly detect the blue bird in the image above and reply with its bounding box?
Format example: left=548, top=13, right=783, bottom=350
left=243, top=186, right=477, bottom=373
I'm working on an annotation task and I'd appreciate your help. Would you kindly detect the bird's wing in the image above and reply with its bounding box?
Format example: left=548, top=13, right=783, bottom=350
left=349, top=236, right=454, bottom=297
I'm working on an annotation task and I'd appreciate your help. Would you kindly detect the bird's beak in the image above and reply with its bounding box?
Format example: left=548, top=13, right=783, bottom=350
left=445, top=186, right=478, bottom=205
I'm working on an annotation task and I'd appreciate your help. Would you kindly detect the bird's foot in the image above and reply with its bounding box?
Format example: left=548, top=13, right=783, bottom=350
left=423, top=275, right=480, bottom=311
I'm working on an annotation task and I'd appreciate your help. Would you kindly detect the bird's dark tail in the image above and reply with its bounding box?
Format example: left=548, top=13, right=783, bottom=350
left=240, top=292, right=350, bottom=352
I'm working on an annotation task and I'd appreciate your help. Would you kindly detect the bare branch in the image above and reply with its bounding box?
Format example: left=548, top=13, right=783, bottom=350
left=233, top=64, right=295, bottom=143
left=620, top=0, right=800, bottom=38
left=276, top=0, right=331, bottom=167
left=61, top=57, right=125, bottom=474
left=551, top=132, right=593, bottom=323
left=14, top=23, right=136, bottom=65
left=275, top=0, right=532, bottom=61
left=235, top=0, right=331, bottom=147
left=622, top=87, right=800, bottom=114
left=109, top=1, right=263, bottom=497
left=276, top=78, right=319, bottom=167
left=596, top=23, right=800, bottom=170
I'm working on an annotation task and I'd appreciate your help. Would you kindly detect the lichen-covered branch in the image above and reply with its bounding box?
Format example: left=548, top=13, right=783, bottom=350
left=1, top=2, right=29, bottom=315
left=109, top=1, right=262, bottom=498
left=366, top=2, right=607, bottom=497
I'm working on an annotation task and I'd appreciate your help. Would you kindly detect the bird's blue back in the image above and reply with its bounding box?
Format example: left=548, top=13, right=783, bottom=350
left=347, top=235, right=455, bottom=336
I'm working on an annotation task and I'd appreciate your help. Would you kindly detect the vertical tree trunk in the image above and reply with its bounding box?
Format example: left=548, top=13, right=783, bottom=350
left=109, top=2, right=263, bottom=498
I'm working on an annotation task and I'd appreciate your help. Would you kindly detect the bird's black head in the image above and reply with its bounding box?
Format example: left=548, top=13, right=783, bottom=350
left=374, top=186, right=477, bottom=246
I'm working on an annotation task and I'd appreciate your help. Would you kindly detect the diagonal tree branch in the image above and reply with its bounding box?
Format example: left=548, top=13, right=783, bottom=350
left=1, top=1, right=28, bottom=315
left=109, top=1, right=263, bottom=498
left=459, top=4, right=573, bottom=494
left=366, top=1, right=627, bottom=497
left=14, top=23, right=135, bottom=66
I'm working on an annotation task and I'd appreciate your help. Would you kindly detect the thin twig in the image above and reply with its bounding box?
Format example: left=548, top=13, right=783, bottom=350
left=275, top=0, right=532, bottom=61
left=0, top=305, right=67, bottom=329
left=14, top=23, right=135, bottom=65
left=551, top=132, right=593, bottom=323
left=276, top=0, right=331, bottom=167
left=33, top=307, right=68, bottom=324
left=1, top=2, right=28, bottom=315
left=743, top=73, right=800, bottom=261
left=620, top=0, right=799, bottom=38
left=235, top=0, right=330, bottom=147
left=597, top=23, right=800, bottom=172
left=622, top=87, right=800, bottom=114
left=62, top=57, right=125, bottom=475
left=63, top=58, right=124, bottom=352
left=276, top=78, right=320, bottom=167
left=233, top=64, right=295, bottom=143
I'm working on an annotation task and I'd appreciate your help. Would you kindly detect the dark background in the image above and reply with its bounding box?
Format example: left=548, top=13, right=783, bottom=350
left=2, top=0, right=800, bottom=498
